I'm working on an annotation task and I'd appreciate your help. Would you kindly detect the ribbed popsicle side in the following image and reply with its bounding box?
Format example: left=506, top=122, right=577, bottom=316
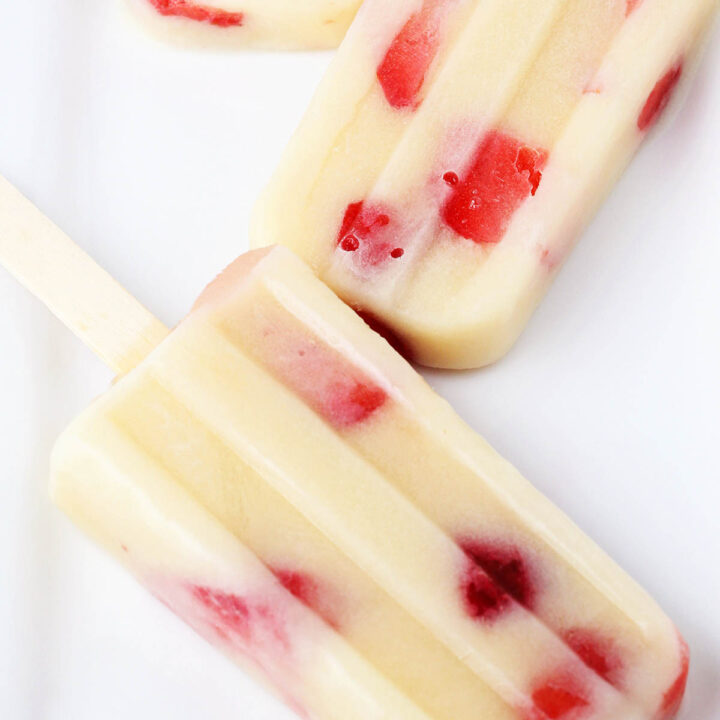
left=251, top=0, right=718, bottom=368
left=50, top=416, right=435, bottom=720
left=124, top=0, right=361, bottom=50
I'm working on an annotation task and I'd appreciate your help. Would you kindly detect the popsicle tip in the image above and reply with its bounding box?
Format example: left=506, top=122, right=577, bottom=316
left=192, top=246, right=278, bottom=313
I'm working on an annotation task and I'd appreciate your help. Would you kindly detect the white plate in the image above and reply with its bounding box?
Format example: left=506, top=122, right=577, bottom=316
left=1, top=3, right=718, bottom=718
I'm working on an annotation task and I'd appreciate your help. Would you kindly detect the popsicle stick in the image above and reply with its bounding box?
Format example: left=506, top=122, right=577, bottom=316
left=0, top=175, right=169, bottom=375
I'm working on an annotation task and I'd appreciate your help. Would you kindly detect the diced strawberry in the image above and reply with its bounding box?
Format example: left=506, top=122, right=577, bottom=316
left=273, top=569, right=343, bottom=630
left=459, top=539, right=536, bottom=622
left=147, top=0, right=244, bottom=27
left=563, top=628, right=625, bottom=689
left=153, top=581, right=308, bottom=718
left=442, top=131, right=548, bottom=244
left=340, top=234, right=360, bottom=252
left=531, top=675, right=591, bottom=720
left=330, top=381, right=387, bottom=426
left=192, top=586, right=252, bottom=639
left=626, top=0, right=642, bottom=16
left=377, top=1, right=448, bottom=109
left=460, top=560, right=513, bottom=622
left=191, top=585, right=291, bottom=651
left=657, top=637, right=690, bottom=719
left=338, top=202, right=365, bottom=244
left=461, top=540, right=536, bottom=607
left=257, top=317, right=389, bottom=429
left=637, top=62, right=684, bottom=132
left=336, top=201, right=401, bottom=268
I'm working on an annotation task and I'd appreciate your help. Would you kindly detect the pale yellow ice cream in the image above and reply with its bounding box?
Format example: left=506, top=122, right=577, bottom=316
left=52, top=247, right=688, bottom=720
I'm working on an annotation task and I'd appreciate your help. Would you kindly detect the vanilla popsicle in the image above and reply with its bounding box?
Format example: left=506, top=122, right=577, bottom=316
left=125, top=0, right=361, bottom=49
left=0, top=178, right=689, bottom=720
left=252, top=0, right=718, bottom=367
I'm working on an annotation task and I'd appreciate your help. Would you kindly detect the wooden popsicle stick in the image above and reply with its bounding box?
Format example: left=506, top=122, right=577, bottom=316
left=0, top=175, right=169, bottom=376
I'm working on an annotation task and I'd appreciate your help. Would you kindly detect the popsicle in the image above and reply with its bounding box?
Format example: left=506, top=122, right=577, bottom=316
left=0, top=177, right=688, bottom=720
left=252, top=0, right=718, bottom=368
left=124, top=0, right=361, bottom=50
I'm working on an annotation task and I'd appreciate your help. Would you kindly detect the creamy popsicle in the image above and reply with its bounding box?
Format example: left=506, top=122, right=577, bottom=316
left=51, top=250, right=688, bottom=720
left=252, top=0, right=718, bottom=368
left=0, top=179, right=688, bottom=720
left=125, top=0, right=361, bottom=49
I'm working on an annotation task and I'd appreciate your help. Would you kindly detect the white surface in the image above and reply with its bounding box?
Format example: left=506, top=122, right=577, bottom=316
left=0, top=2, right=718, bottom=718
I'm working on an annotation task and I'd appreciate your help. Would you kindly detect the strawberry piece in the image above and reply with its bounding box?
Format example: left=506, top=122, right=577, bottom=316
left=563, top=628, right=625, bottom=689
left=442, top=131, right=548, bottom=244
left=192, top=585, right=290, bottom=650
left=459, top=539, right=536, bottom=622
left=377, top=1, right=445, bottom=109
left=531, top=678, right=591, bottom=720
left=460, top=560, right=513, bottom=622
left=259, top=319, right=388, bottom=428
left=336, top=201, right=400, bottom=268
left=147, top=0, right=244, bottom=28
left=273, top=569, right=343, bottom=630
left=637, top=62, right=684, bottom=132
left=657, top=637, right=690, bottom=719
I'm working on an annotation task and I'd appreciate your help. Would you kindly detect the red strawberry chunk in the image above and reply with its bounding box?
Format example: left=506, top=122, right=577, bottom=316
left=191, top=585, right=291, bottom=651
left=563, top=628, right=625, bottom=689
left=657, top=637, right=690, bottom=719
left=377, top=0, right=454, bottom=109
left=532, top=679, right=591, bottom=720
left=637, top=62, right=683, bottom=132
left=459, top=539, right=537, bottom=623
left=147, top=0, right=244, bottom=27
left=258, top=317, right=388, bottom=429
left=273, top=569, right=343, bottom=630
left=336, top=201, right=401, bottom=269
left=442, top=131, right=548, bottom=244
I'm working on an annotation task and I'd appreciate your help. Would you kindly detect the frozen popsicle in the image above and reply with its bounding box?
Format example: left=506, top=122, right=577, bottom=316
left=124, top=0, right=361, bottom=50
left=0, top=177, right=688, bottom=720
left=252, top=0, right=718, bottom=368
